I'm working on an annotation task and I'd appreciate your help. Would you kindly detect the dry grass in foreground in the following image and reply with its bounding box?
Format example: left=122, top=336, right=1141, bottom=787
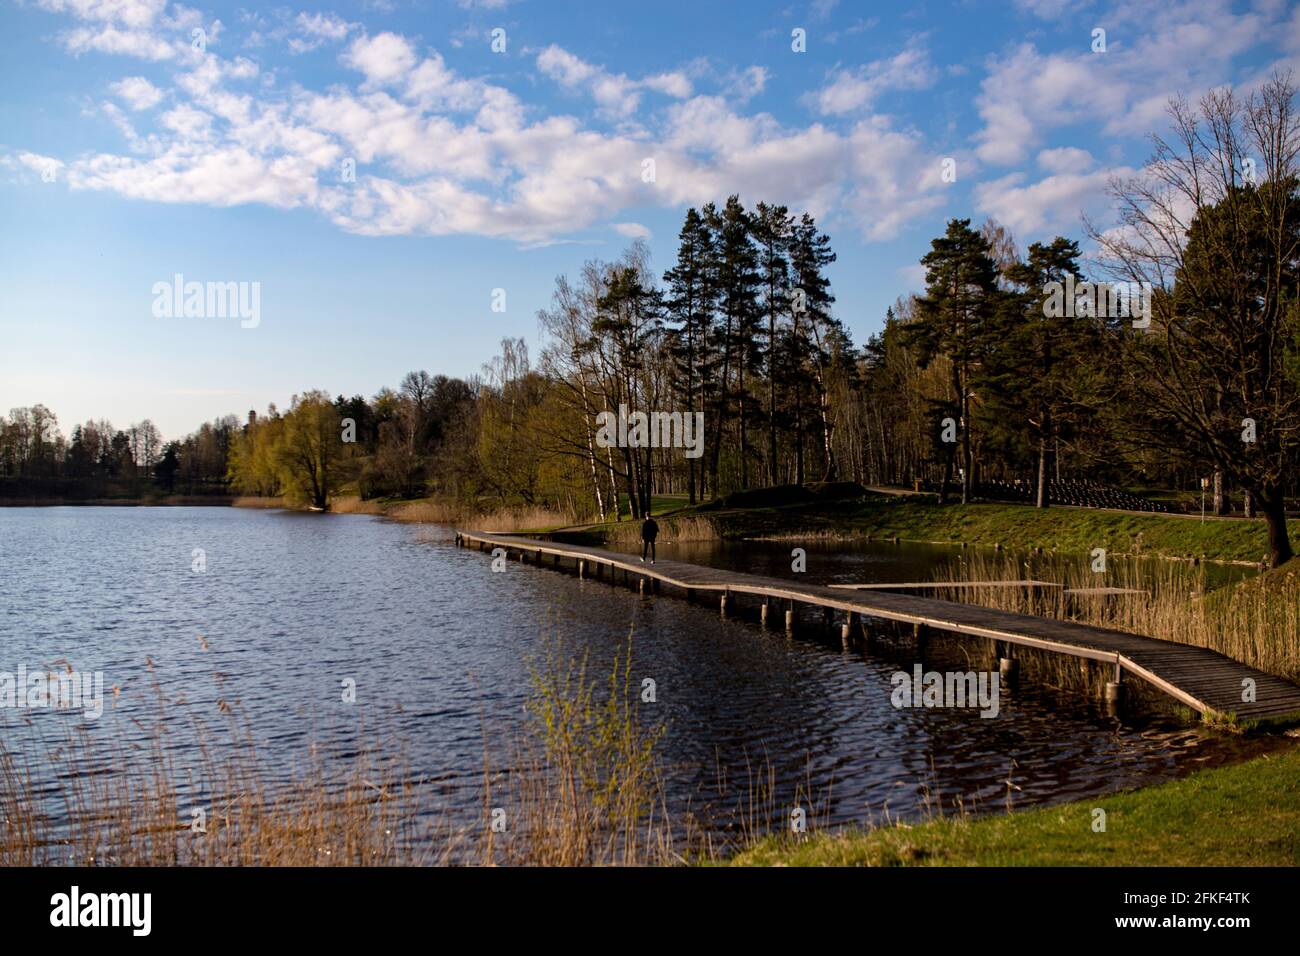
left=0, top=641, right=730, bottom=866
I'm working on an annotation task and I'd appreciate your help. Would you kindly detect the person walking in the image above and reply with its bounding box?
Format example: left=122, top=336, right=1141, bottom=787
left=640, top=514, right=659, bottom=564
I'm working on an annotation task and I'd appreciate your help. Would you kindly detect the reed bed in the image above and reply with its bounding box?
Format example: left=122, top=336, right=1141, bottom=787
left=326, top=496, right=388, bottom=515
left=927, top=552, right=1300, bottom=684
left=230, top=496, right=285, bottom=509
left=380, top=499, right=578, bottom=532
left=602, top=515, right=720, bottom=546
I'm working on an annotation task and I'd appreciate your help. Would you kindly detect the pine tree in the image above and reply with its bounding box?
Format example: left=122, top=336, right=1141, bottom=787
left=906, top=218, right=999, bottom=504
left=663, top=208, right=718, bottom=503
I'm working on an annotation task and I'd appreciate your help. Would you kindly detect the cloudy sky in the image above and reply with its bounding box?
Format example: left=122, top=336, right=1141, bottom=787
left=2, top=0, right=1297, bottom=438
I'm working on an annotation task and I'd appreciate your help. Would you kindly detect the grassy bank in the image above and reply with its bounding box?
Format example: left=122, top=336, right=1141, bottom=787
left=730, top=744, right=1300, bottom=866
left=244, top=486, right=1276, bottom=567
left=578, top=493, right=1274, bottom=566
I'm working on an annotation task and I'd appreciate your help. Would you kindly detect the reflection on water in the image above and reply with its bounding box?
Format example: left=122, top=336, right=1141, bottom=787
left=0, top=506, right=1277, bottom=840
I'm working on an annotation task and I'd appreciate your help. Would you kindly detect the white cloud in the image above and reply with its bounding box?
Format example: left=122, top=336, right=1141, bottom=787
left=642, top=72, right=693, bottom=99
left=36, top=0, right=167, bottom=29
left=289, top=11, right=354, bottom=53
left=613, top=222, right=651, bottom=239
left=974, top=165, right=1135, bottom=238
left=111, top=75, right=164, bottom=109
left=343, top=32, right=417, bottom=86
left=812, top=40, right=936, bottom=115
left=35, top=6, right=1270, bottom=252
left=974, top=0, right=1280, bottom=165
left=725, top=66, right=768, bottom=102
left=536, top=44, right=693, bottom=119
left=1036, top=146, right=1093, bottom=175
left=1012, top=0, right=1083, bottom=18
left=63, top=24, right=180, bottom=60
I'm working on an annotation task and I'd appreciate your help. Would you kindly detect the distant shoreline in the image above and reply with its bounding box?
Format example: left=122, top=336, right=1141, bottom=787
left=0, top=496, right=235, bottom=507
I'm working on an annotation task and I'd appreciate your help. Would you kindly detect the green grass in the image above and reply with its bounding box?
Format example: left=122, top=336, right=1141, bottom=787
left=629, top=495, right=1273, bottom=565
left=729, top=745, right=1300, bottom=866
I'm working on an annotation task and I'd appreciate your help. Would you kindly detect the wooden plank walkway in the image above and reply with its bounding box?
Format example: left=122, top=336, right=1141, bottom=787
left=456, top=531, right=1300, bottom=724
left=829, top=580, right=1061, bottom=592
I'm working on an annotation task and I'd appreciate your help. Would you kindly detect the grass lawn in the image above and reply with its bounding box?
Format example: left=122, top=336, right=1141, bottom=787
left=637, top=494, right=1274, bottom=565
left=728, top=745, right=1300, bottom=866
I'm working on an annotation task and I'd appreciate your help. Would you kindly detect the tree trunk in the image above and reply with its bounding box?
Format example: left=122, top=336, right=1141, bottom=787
left=1035, top=432, right=1049, bottom=509
left=958, top=367, right=971, bottom=505
left=1257, top=486, right=1293, bottom=568
left=1212, top=469, right=1226, bottom=516
left=939, top=442, right=954, bottom=506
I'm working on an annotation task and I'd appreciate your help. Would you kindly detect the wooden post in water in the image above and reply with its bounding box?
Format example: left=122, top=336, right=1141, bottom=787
left=720, top=591, right=729, bottom=616
left=639, top=577, right=646, bottom=595
left=761, top=600, right=770, bottom=627
left=578, top=560, right=585, bottom=579
left=999, top=655, right=1019, bottom=687
left=1106, top=657, right=1124, bottom=717
left=841, top=613, right=855, bottom=648
left=785, top=600, right=795, bottom=633
left=913, top=622, right=927, bottom=657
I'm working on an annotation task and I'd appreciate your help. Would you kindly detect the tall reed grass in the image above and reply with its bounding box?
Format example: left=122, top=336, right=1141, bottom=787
left=928, top=552, right=1300, bottom=683
left=602, top=515, right=719, bottom=546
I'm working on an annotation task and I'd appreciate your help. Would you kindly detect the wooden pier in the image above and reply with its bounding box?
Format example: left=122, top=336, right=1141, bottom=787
left=456, top=531, right=1300, bottom=725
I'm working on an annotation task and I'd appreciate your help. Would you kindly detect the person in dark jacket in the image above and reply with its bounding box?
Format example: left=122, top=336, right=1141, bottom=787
left=640, top=515, right=659, bottom=564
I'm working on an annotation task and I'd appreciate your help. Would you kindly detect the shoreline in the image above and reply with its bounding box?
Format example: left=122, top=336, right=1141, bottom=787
left=729, top=741, right=1300, bottom=866
left=0, top=495, right=235, bottom=507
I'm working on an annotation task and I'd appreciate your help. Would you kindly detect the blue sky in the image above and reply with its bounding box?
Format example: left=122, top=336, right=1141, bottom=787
left=1, top=0, right=1297, bottom=439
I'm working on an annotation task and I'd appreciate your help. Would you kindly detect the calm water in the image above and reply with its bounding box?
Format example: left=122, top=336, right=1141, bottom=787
left=0, top=506, right=1273, bottom=843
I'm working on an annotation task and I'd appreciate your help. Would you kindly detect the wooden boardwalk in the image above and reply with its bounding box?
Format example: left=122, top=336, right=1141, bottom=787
left=456, top=531, right=1300, bottom=725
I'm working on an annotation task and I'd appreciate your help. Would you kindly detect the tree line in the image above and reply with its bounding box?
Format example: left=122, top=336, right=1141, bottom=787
left=4, top=75, right=1298, bottom=564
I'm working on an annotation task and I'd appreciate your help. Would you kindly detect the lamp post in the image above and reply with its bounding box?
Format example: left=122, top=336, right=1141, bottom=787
left=1200, top=476, right=1209, bottom=522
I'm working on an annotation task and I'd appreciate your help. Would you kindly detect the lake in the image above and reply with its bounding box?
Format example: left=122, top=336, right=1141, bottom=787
left=0, top=506, right=1271, bottom=847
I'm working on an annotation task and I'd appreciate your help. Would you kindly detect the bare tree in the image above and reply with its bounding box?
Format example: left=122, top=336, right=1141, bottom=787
left=1088, top=72, right=1300, bottom=566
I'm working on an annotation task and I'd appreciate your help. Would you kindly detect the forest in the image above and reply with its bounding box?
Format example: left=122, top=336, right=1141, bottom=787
left=3, top=76, right=1298, bottom=566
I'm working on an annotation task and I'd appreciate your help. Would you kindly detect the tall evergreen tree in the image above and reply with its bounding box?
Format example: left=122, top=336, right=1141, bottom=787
left=705, top=196, right=761, bottom=492
left=789, top=213, right=841, bottom=482
left=751, top=202, right=793, bottom=485
left=663, top=207, right=718, bottom=503
left=906, top=218, right=999, bottom=504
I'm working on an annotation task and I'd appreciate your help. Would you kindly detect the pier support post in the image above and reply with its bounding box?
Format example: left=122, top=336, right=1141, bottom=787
left=720, top=592, right=729, bottom=616
left=1105, top=680, right=1125, bottom=717
left=639, top=577, right=646, bottom=595
left=842, top=613, right=856, bottom=648
left=1106, top=658, right=1125, bottom=717
left=913, top=622, right=927, bottom=657
left=761, top=601, right=770, bottom=627
left=999, top=656, right=1019, bottom=687
left=785, top=603, right=795, bottom=634
left=578, top=560, right=585, bottom=579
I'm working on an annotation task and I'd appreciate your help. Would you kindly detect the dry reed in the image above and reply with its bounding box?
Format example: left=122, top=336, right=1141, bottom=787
left=928, top=552, right=1300, bottom=683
